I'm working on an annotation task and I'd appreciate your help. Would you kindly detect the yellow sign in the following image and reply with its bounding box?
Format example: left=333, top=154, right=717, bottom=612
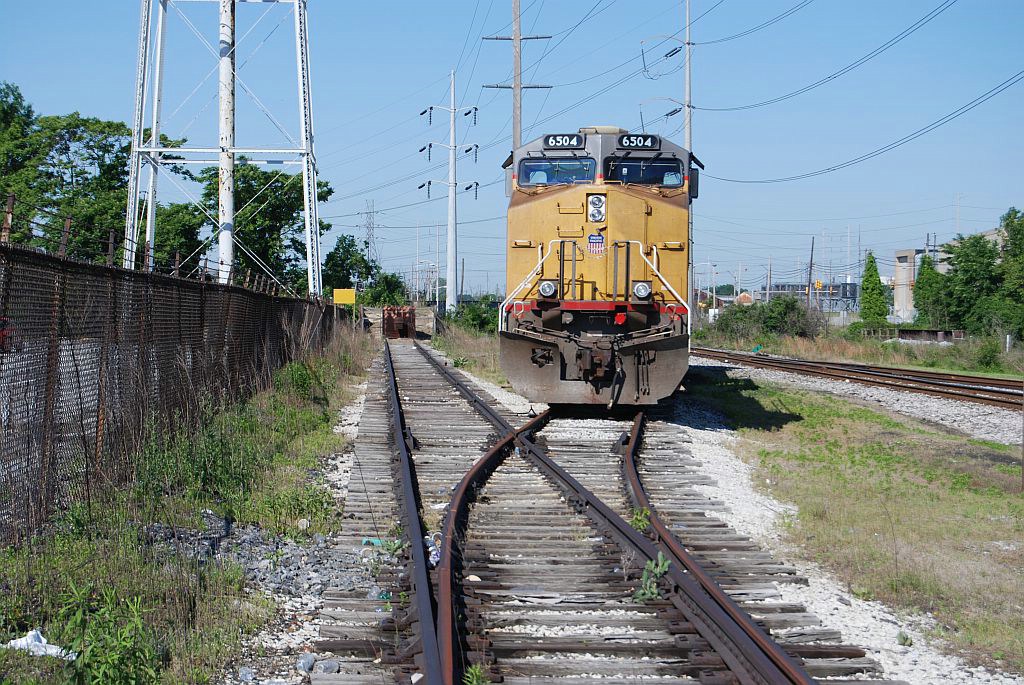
left=333, top=288, right=356, bottom=305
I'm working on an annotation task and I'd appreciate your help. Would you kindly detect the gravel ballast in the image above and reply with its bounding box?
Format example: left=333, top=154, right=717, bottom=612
left=453, top=352, right=1023, bottom=684
left=692, top=355, right=1023, bottom=445
left=672, top=398, right=1022, bottom=685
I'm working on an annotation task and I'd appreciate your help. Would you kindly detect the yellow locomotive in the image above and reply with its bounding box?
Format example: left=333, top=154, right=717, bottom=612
left=499, top=126, right=700, bottom=406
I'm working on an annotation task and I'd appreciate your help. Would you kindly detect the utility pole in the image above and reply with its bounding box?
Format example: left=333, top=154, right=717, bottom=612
left=218, top=0, right=236, bottom=284
left=955, top=192, right=963, bottom=235
left=846, top=224, right=852, bottom=284
left=419, top=71, right=479, bottom=314
left=684, top=0, right=692, bottom=153
left=482, top=0, right=550, bottom=151
left=766, top=256, right=772, bottom=303
left=806, top=237, right=815, bottom=309
left=684, top=0, right=695, bottom=316
left=362, top=200, right=378, bottom=265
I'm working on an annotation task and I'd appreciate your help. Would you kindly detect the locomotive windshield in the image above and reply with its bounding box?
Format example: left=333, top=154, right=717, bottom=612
left=518, top=157, right=596, bottom=186
left=605, top=157, right=684, bottom=187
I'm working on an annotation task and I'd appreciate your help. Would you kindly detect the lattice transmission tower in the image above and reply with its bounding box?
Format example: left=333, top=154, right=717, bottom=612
left=123, top=0, right=323, bottom=295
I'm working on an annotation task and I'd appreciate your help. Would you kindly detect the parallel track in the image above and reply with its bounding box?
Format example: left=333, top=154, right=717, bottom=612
left=693, top=346, right=1024, bottom=410
left=376, top=340, right=906, bottom=684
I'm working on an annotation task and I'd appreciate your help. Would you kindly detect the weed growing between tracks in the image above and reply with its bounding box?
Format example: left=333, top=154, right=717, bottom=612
left=688, top=367, right=1024, bottom=673
left=0, top=327, right=374, bottom=684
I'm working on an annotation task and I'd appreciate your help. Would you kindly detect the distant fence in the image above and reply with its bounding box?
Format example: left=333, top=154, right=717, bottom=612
left=0, top=242, right=344, bottom=544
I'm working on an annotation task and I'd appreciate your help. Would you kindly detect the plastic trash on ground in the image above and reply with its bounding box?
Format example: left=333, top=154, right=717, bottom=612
left=3, top=629, right=77, bottom=660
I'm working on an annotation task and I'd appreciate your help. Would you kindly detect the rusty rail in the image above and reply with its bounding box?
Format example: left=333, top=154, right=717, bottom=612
left=693, top=346, right=1023, bottom=409
left=414, top=341, right=813, bottom=684
left=381, top=340, right=444, bottom=681
left=621, top=413, right=816, bottom=685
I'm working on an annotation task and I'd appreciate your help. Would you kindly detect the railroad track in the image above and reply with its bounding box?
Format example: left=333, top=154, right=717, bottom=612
left=693, top=346, right=1024, bottom=410
left=351, top=339, right=909, bottom=684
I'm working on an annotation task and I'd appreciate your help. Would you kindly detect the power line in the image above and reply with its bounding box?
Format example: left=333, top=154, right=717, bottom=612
left=695, top=0, right=815, bottom=46
left=706, top=68, right=1024, bottom=184
left=694, top=0, right=960, bottom=111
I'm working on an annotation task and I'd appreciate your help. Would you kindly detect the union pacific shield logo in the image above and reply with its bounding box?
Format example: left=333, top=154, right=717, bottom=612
left=587, top=233, right=605, bottom=256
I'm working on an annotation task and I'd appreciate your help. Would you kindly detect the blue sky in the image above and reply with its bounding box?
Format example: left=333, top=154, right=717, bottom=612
left=3, top=0, right=1022, bottom=294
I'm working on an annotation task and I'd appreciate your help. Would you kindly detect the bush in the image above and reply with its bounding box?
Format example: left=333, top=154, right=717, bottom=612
left=975, top=338, right=1002, bottom=369
left=450, top=296, right=499, bottom=333
left=711, top=296, right=822, bottom=340
left=842, top=321, right=867, bottom=341
left=59, top=583, right=159, bottom=684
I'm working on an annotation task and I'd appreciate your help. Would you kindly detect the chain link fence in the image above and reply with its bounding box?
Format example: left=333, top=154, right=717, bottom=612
left=0, top=241, right=344, bottom=544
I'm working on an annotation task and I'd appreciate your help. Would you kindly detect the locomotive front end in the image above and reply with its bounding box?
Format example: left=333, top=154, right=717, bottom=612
left=499, top=126, right=700, bottom=406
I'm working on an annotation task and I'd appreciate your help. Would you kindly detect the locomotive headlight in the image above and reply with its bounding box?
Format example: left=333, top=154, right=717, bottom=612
left=538, top=280, right=558, bottom=298
left=632, top=280, right=653, bottom=299
left=587, top=194, right=606, bottom=222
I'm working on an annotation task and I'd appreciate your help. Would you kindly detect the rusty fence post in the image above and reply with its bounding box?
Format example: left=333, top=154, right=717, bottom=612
left=94, top=247, right=116, bottom=498
left=1, top=194, right=13, bottom=244
left=106, top=227, right=116, bottom=267
left=173, top=251, right=181, bottom=278
left=38, top=254, right=66, bottom=528
left=58, top=217, right=71, bottom=257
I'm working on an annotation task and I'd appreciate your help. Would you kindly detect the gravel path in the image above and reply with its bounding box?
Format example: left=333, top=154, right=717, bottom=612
left=692, top=355, right=1023, bottom=445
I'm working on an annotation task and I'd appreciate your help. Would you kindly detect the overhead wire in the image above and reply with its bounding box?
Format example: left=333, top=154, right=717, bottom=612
left=694, top=0, right=816, bottom=45
left=694, top=0, right=961, bottom=111
left=705, top=68, right=1024, bottom=183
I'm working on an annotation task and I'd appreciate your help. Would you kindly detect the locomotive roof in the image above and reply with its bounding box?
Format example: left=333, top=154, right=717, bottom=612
left=504, top=127, right=692, bottom=169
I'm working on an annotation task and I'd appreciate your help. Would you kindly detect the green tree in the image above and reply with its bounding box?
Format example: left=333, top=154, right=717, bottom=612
left=359, top=272, right=407, bottom=306
left=0, top=82, right=43, bottom=228
left=859, top=252, right=888, bottom=325
left=942, top=234, right=1000, bottom=332
left=322, top=234, right=375, bottom=292
left=452, top=295, right=499, bottom=332
left=912, top=254, right=947, bottom=327
left=194, top=162, right=333, bottom=291
left=998, top=207, right=1024, bottom=302
left=154, top=202, right=205, bottom=270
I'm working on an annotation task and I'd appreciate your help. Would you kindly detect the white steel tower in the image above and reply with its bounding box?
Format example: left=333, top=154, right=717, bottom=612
left=124, top=0, right=323, bottom=296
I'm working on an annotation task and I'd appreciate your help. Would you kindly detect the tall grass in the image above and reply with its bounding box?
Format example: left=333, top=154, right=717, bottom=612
left=690, top=373, right=1024, bottom=672
left=0, top=325, right=374, bottom=684
left=698, top=330, right=1024, bottom=376
left=433, top=324, right=507, bottom=387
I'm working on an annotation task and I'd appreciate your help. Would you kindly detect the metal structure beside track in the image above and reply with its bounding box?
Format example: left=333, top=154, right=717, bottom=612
left=693, top=347, right=1024, bottom=410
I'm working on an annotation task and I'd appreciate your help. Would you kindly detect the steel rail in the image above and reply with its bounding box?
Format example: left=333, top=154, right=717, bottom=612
left=694, top=346, right=1023, bottom=409
left=381, top=340, right=444, bottom=682
left=414, top=341, right=811, bottom=684
left=621, top=413, right=815, bottom=685
left=435, top=410, right=551, bottom=684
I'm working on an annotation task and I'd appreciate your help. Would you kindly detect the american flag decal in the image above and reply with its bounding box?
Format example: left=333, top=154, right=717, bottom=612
left=587, top=233, right=605, bottom=256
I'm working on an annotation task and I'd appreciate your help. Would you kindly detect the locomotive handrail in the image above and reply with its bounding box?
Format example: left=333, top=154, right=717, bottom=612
left=620, top=239, right=692, bottom=338
left=499, top=239, right=563, bottom=332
